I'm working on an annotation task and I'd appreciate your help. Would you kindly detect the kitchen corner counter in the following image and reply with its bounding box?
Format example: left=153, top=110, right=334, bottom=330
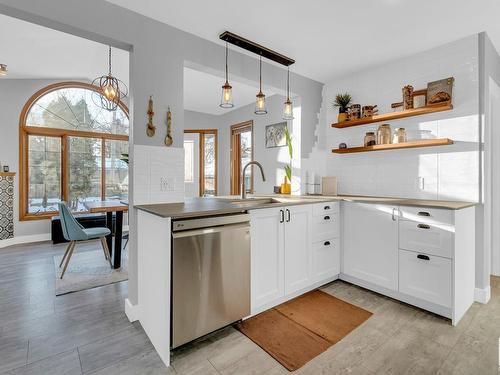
left=134, top=195, right=476, bottom=219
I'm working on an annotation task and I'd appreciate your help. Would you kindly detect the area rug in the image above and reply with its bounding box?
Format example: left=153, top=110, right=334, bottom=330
left=236, top=290, right=372, bottom=371
left=53, top=248, right=128, bottom=296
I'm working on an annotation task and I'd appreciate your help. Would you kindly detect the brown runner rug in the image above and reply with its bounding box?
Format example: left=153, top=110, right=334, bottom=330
left=236, top=290, right=372, bottom=371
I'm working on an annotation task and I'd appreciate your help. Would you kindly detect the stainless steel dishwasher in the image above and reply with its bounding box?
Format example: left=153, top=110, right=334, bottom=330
left=171, top=214, right=251, bottom=348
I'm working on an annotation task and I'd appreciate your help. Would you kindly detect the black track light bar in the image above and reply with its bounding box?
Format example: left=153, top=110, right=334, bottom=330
left=219, top=31, right=295, bottom=66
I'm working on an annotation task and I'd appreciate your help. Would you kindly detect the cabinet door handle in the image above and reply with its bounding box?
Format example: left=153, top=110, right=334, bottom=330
left=417, top=254, right=430, bottom=261
left=392, top=208, right=397, bottom=221
left=417, top=223, right=430, bottom=229
left=286, top=209, right=291, bottom=222
left=324, top=205, right=330, bottom=210
left=279, top=210, right=284, bottom=223
left=324, top=215, right=331, bottom=220
left=418, top=211, right=430, bottom=217
left=324, top=241, right=331, bottom=246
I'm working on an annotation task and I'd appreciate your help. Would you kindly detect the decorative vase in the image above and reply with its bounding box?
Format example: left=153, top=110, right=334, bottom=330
left=280, top=176, right=291, bottom=195
left=337, top=111, right=348, bottom=123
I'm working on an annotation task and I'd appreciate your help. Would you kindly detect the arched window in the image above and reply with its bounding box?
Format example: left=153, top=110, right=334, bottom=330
left=19, top=81, right=129, bottom=220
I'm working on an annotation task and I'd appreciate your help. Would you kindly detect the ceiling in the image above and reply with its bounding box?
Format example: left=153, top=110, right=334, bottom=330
left=184, top=67, right=277, bottom=115
left=0, top=13, right=129, bottom=84
left=105, top=0, right=500, bottom=83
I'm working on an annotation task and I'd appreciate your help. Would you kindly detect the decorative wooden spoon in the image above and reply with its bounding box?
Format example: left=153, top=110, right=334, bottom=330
left=146, top=96, right=156, bottom=137
left=165, top=107, right=173, bottom=146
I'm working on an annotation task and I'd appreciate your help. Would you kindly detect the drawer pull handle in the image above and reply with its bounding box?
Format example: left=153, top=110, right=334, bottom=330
left=417, top=254, right=430, bottom=261
left=324, top=241, right=331, bottom=246
left=417, top=224, right=430, bottom=229
left=324, top=215, right=331, bottom=220
left=279, top=210, right=284, bottom=223
left=324, top=205, right=330, bottom=210
left=418, top=211, right=430, bottom=216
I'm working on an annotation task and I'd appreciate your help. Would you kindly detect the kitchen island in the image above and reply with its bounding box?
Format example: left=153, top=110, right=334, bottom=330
left=132, top=194, right=476, bottom=367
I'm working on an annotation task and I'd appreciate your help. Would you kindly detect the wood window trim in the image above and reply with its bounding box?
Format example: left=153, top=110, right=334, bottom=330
left=230, top=120, right=254, bottom=195
left=19, top=81, right=129, bottom=221
left=184, top=129, right=219, bottom=196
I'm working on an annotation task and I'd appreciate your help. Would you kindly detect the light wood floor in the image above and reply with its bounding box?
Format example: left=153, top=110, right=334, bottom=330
left=0, top=240, right=498, bottom=374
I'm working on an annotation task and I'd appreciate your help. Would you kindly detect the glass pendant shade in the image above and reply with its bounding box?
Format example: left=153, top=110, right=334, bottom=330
left=0, top=64, right=7, bottom=76
left=282, top=67, right=294, bottom=120
left=220, top=43, right=234, bottom=108
left=255, top=91, right=267, bottom=114
left=254, top=56, right=267, bottom=115
left=283, top=98, right=294, bottom=120
left=92, top=46, right=128, bottom=111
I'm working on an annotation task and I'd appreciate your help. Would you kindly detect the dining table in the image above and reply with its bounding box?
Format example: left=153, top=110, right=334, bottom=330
left=84, top=200, right=128, bottom=269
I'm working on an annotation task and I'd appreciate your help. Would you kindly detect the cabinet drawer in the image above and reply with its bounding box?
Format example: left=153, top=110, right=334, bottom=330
left=312, top=238, right=340, bottom=283
left=313, top=202, right=339, bottom=216
left=312, top=213, right=339, bottom=242
left=399, top=220, right=452, bottom=258
left=399, top=249, right=451, bottom=308
left=399, top=205, right=453, bottom=225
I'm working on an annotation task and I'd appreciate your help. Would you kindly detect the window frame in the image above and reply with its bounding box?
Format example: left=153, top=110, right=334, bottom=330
left=19, top=81, right=129, bottom=221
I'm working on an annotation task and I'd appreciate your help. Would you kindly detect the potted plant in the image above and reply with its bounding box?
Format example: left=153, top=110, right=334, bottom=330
left=281, top=127, right=293, bottom=194
left=333, top=93, right=352, bottom=123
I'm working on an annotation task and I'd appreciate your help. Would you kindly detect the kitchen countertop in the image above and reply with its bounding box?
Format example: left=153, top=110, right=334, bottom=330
left=135, top=194, right=476, bottom=219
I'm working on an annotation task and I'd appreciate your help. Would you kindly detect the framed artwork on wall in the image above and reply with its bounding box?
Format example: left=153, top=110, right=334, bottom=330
left=265, top=122, right=288, bottom=148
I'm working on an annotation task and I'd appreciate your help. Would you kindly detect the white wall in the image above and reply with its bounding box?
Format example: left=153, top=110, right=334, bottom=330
left=185, top=94, right=300, bottom=196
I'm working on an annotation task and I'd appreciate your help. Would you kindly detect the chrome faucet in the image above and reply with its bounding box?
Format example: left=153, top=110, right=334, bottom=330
left=241, top=161, right=266, bottom=199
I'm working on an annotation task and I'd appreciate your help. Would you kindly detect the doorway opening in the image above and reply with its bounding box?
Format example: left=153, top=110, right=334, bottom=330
left=230, top=120, right=254, bottom=195
left=184, top=129, right=218, bottom=197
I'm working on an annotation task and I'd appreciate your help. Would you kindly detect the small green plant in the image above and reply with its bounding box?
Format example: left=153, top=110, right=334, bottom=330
left=333, top=93, right=352, bottom=113
left=284, top=127, right=292, bottom=182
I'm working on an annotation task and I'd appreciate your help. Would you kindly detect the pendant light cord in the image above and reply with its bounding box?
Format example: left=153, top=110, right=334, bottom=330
left=225, top=42, right=229, bottom=83
left=259, top=55, right=262, bottom=92
left=108, top=46, right=112, bottom=76
left=287, top=66, right=290, bottom=100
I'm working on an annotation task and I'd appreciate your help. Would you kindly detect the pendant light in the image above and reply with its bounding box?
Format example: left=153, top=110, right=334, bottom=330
left=255, top=55, right=267, bottom=115
left=220, top=42, right=234, bottom=108
left=282, top=66, right=294, bottom=120
left=92, top=46, right=128, bottom=111
left=0, top=64, right=7, bottom=76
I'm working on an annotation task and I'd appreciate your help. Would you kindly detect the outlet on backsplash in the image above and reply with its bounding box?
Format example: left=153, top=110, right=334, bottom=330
left=416, top=177, right=425, bottom=190
left=160, top=177, right=175, bottom=192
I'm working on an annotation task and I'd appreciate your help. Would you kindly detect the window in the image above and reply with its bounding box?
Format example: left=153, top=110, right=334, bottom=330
left=184, top=140, right=195, bottom=183
left=20, top=82, right=129, bottom=220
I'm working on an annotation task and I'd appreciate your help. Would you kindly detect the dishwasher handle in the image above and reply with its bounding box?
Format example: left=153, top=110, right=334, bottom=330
left=171, top=222, right=250, bottom=238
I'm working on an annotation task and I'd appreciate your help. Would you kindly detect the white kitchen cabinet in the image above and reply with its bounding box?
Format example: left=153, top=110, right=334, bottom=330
left=342, top=202, right=399, bottom=291
left=284, top=204, right=312, bottom=295
left=399, top=219, right=453, bottom=258
left=250, top=207, right=285, bottom=311
left=312, top=238, right=340, bottom=283
left=399, top=249, right=452, bottom=307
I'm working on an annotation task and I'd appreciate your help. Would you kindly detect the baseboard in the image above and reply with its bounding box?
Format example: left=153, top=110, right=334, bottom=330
left=125, top=298, right=139, bottom=322
left=0, top=233, right=51, bottom=249
left=474, top=286, right=491, bottom=304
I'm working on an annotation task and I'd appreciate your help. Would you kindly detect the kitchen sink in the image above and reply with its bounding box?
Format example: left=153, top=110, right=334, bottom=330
left=224, top=197, right=318, bottom=208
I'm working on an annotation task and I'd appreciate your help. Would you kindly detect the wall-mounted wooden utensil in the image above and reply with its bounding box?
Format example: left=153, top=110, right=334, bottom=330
left=165, top=107, right=173, bottom=146
left=146, top=96, right=156, bottom=137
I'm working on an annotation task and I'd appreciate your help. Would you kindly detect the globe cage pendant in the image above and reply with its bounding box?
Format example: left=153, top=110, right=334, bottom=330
left=282, top=66, right=294, bottom=120
left=220, top=42, right=234, bottom=108
left=255, top=55, right=267, bottom=115
left=92, top=46, right=128, bottom=111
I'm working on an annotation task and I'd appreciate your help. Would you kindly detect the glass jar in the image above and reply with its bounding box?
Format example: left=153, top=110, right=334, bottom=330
left=393, top=127, right=407, bottom=144
left=377, top=124, right=392, bottom=144
left=364, top=132, right=376, bottom=146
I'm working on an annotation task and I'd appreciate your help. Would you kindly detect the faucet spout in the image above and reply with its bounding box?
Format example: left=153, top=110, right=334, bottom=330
left=241, top=161, right=266, bottom=199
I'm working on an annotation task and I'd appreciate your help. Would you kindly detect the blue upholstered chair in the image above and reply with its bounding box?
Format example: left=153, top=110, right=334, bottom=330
left=57, top=202, right=112, bottom=279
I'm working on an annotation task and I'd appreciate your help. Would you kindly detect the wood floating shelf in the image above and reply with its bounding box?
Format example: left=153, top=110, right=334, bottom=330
left=0, top=172, right=16, bottom=177
left=332, top=138, right=454, bottom=154
left=331, top=103, right=453, bottom=128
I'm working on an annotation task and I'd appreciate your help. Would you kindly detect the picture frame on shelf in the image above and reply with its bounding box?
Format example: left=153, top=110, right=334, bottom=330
left=426, top=77, right=454, bottom=106
left=413, top=89, right=427, bottom=108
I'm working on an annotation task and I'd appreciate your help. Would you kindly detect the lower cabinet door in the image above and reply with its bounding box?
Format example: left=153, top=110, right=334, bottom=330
left=250, top=207, right=285, bottom=312
left=399, top=249, right=452, bottom=307
left=343, top=202, right=399, bottom=291
left=312, top=238, right=340, bottom=283
left=284, top=204, right=312, bottom=295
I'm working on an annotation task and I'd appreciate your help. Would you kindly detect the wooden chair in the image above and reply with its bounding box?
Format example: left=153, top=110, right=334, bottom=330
left=57, top=202, right=112, bottom=279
